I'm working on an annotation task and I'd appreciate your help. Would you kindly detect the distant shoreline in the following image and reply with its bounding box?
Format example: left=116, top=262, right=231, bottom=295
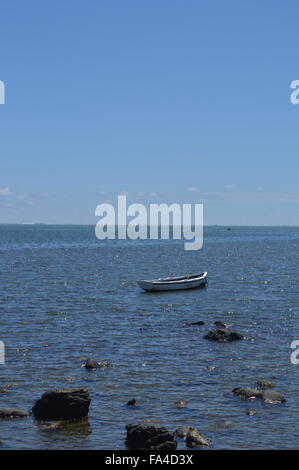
left=0, top=224, right=298, bottom=228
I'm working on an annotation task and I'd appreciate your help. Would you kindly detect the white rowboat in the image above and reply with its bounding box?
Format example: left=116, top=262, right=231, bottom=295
left=137, top=272, right=208, bottom=292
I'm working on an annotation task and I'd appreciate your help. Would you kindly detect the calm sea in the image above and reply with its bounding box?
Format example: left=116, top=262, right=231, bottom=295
left=0, top=225, right=298, bottom=449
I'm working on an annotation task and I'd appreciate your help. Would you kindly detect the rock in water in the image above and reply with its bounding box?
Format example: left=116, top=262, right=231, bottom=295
left=204, top=328, right=243, bottom=342
left=256, top=380, right=274, bottom=388
left=174, top=400, right=187, bottom=408
left=214, top=321, right=228, bottom=328
left=32, top=388, right=91, bottom=420
left=232, top=387, right=263, bottom=399
left=126, top=423, right=177, bottom=450
left=85, top=359, right=99, bottom=370
left=233, top=387, right=285, bottom=403
left=261, top=390, right=285, bottom=403
left=0, top=408, right=30, bottom=419
left=175, top=426, right=196, bottom=438
left=184, top=320, right=205, bottom=326
left=185, top=429, right=211, bottom=447
left=126, top=399, right=137, bottom=406
left=85, top=359, right=113, bottom=369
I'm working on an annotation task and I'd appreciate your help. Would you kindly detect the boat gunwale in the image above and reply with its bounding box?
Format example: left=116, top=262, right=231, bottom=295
left=139, top=272, right=207, bottom=286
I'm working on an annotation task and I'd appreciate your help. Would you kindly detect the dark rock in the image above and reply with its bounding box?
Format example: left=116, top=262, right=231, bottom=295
left=204, top=328, right=243, bottom=342
left=175, top=426, right=195, bottom=438
left=233, top=387, right=285, bottom=403
left=126, top=399, right=137, bottom=406
left=32, top=388, right=91, bottom=420
left=186, top=429, right=210, bottom=447
left=85, top=359, right=99, bottom=370
left=232, top=387, right=263, bottom=399
left=256, top=380, right=274, bottom=388
left=85, top=359, right=113, bottom=370
left=0, top=408, right=30, bottom=418
left=126, top=423, right=177, bottom=450
left=174, top=400, right=187, bottom=408
left=203, top=365, right=217, bottom=371
left=152, top=440, right=177, bottom=450
left=147, top=431, right=176, bottom=447
left=214, top=321, right=228, bottom=328
left=262, top=390, right=285, bottom=403
left=184, top=320, right=205, bottom=326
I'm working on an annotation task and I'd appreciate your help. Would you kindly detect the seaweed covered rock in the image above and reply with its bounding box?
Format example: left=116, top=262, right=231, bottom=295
left=185, top=429, right=211, bottom=447
left=32, top=388, right=91, bottom=420
left=126, top=423, right=177, bottom=450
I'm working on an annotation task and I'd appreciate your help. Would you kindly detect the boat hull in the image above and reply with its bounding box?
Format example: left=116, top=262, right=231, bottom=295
left=137, top=272, right=207, bottom=292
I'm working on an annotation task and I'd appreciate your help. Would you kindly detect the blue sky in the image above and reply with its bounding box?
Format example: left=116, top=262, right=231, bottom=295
left=0, top=0, right=299, bottom=224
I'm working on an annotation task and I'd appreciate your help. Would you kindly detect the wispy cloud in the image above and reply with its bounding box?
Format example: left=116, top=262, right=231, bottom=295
left=186, top=187, right=201, bottom=192
left=0, top=187, right=12, bottom=196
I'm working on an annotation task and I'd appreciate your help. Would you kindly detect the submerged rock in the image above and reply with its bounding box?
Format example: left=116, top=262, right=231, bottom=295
left=214, top=321, right=229, bottom=328
left=185, top=429, right=211, bottom=447
left=256, top=380, right=274, bottom=388
left=174, top=400, right=187, bottom=408
left=184, top=320, right=205, bottom=326
left=203, top=365, right=217, bottom=372
left=262, top=390, right=285, bottom=403
left=213, top=420, right=234, bottom=431
left=85, top=359, right=113, bottom=370
left=126, top=423, right=177, bottom=450
left=85, top=359, right=99, bottom=370
left=232, top=387, right=263, bottom=399
left=233, top=387, right=285, bottom=403
left=204, top=329, right=243, bottom=342
left=0, top=408, right=30, bottom=418
left=32, top=388, right=91, bottom=420
left=126, top=399, right=137, bottom=406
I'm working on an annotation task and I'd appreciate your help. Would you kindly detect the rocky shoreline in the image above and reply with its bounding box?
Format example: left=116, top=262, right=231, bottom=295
left=0, top=320, right=287, bottom=449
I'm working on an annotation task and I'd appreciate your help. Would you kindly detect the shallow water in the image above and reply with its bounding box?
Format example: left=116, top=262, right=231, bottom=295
left=0, top=225, right=298, bottom=449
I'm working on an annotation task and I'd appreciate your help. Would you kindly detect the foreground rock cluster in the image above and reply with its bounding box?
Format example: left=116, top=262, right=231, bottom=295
left=125, top=423, right=211, bottom=450
left=0, top=317, right=287, bottom=449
